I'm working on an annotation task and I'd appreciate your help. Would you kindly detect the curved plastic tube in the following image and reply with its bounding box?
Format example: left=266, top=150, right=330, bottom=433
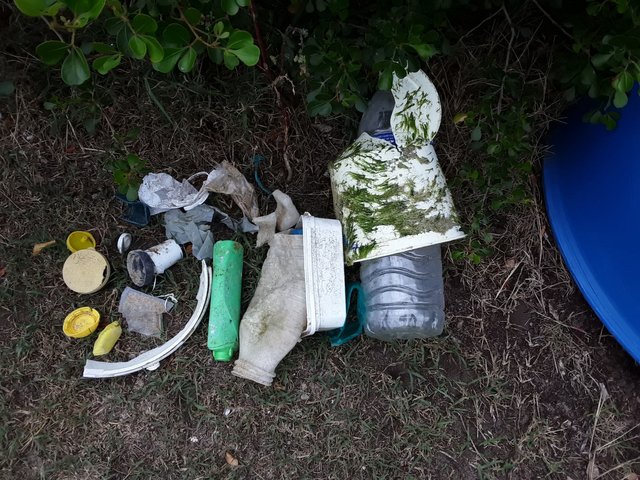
left=83, top=261, right=212, bottom=378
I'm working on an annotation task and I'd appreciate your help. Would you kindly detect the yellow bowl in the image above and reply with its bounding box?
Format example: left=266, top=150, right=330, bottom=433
left=66, top=231, right=96, bottom=253
left=63, top=307, right=100, bottom=338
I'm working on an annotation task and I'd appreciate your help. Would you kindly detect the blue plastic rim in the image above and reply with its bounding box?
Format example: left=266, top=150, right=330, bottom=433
left=544, top=88, right=640, bottom=363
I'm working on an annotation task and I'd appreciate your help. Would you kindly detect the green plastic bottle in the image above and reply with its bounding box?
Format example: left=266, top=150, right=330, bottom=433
left=207, top=240, right=244, bottom=361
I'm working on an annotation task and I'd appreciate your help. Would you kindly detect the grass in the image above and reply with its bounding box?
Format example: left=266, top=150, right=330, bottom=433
left=1, top=3, right=640, bottom=479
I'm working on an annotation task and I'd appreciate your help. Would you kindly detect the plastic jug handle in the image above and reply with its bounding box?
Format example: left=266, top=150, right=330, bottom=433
left=327, top=282, right=366, bottom=347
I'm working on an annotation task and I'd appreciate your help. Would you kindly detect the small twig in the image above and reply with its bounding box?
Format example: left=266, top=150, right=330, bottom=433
left=40, top=16, right=65, bottom=42
left=531, top=0, right=573, bottom=39
left=248, top=1, right=273, bottom=81
left=595, top=456, right=640, bottom=479
left=177, top=9, right=219, bottom=49
left=143, top=76, right=175, bottom=125
left=497, top=4, right=516, bottom=115
left=587, top=383, right=610, bottom=480
left=494, top=260, right=522, bottom=300
left=280, top=98, right=293, bottom=182
left=456, top=7, right=503, bottom=44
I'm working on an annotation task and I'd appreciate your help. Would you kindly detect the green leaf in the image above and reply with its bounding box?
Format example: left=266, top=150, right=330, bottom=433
left=221, top=0, right=239, bottom=15
left=61, top=47, right=90, bottom=86
left=410, top=43, right=436, bottom=61
left=105, top=17, right=125, bottom=35
left=227, top=30, right=252, bottom=50
left=132, top=14, right=157, bottom=34
left=178, top=47, right=197, bottom=73
left=163, top=23, right=191, bottom=47
left=613, top=90, right=628, bottom=108
left=128, top=36, right=147, bottom=59
left=229, top=44, right=259, bottom=66
left=223, top=50, right=240, bottom=69
left=91, top=42, right=117, bottom=54
left=36, top=41, right=68, bottom=66
left=184, top=7, right=201, bottom=26
left=126, top=185, right=139, bottom=202
left=92, top=54, right=121, bottom=75
left=213, top=21, right=225, bottom=36
left=113, top=170, right=126, bottom=185
left=67, top=0, right=105, bottom=27
left=14, top=0, right=61, bottom=16
left=152, top=47, right=185, bottom=73
left=107, top=0, right=123, bottom=15
left=127, top=154, right=143, bottom=169
left=602, top=113, right=617, bottom=130
left=0, top=81, right=15, bottom=96
left=236, top=0, right=250, bottom=5
left=308, top=99, right=332, bottom=116
left=378, top=68, right=393, bottom=90
left=141, top=36, right=164, bottom=63
left=207, top=47, right=223, bottom=64
left=613, top=71, right=634, bottom=93
left=470, top=126, right=482, bottom=141
left=591, top=52, right=613, bottom=69
left=580, top=65, right=596, bottom=86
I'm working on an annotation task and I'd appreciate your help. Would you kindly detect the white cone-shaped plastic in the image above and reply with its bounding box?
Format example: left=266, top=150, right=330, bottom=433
left=232, top=233, right=306, bottom=386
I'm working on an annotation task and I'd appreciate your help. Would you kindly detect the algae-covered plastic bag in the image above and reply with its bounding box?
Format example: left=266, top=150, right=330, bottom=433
left=329, top=70, right=465, bottom=265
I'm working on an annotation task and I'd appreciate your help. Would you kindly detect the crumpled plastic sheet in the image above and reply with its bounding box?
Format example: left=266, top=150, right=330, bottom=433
left=164, top=204, right=258, bottom=260
left=253, top=190, right=300, bottom=247
left=119, top=287, right=175, bottom=338
left=139, top=161, right=259, bottom=219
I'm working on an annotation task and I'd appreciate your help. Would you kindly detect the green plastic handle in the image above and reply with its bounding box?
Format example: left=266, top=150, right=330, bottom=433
left=207, top=240, right=244, bottom=361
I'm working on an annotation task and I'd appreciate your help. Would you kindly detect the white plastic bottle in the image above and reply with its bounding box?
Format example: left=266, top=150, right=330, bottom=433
left=360, top=245, right=445, bottom=340
left=356, top=91, right=446, bottom=340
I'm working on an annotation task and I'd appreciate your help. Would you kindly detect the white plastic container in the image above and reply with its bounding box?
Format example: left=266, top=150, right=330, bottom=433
left=301, top=214, right=347, bottom=336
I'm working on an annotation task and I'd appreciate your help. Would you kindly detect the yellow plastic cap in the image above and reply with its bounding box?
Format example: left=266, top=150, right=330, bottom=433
left=66, top=231, right=97, bottom=253
left=63, top=307, right=100, bottom=338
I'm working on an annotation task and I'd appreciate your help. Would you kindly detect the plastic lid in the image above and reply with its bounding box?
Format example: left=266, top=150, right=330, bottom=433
left=212, top=347, right=234, bottom=362
left=63, top=307, right=100, bottom=338
left=117, top=233, right=132, bottom=254
left=66, top=231, right=96, bottom=253
left=62, top=249, right=111, bottom=294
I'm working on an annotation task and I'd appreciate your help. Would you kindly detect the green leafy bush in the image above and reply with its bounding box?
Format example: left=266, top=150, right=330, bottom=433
left=556, top=0, right=640, bottom=129
left=14, top=0, right=260, bottom=86
left=110, top=153, right=149, bottom=201
left=292, top=0, right=448, bottom=116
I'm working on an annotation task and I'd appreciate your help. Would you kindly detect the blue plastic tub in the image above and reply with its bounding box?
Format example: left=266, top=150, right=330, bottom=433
left=544, top=90, right=640, bottom=363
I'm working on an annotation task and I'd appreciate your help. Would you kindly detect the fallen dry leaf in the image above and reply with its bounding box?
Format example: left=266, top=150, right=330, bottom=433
left=0, top=266, right=6, bottom=278
left=624, top=474, right=639, bottom=480
left=225, top=451, right=239, bottom=467
left=32, top=240, right=56, bottom=256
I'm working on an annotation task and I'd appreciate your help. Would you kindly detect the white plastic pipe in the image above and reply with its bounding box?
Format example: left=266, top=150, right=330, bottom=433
left=127, top=239, right=184, bottom=286
left=146, top=239, right=183, bottom=274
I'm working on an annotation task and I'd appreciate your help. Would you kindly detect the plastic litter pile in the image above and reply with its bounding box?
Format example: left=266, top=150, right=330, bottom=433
left=60, top=70, right=465, bottom=386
